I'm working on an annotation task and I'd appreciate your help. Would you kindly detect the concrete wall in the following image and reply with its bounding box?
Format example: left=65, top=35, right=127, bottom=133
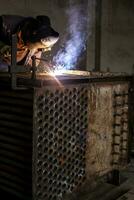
left=88, top=0, right=134, bottom=74
left=101, top=0, right=134, bottom=74
left=0, top=0, right=133, bottom=73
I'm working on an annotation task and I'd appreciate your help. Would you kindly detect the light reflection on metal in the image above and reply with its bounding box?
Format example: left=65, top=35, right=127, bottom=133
left=50, top=73, right=64, bottom=88
left=47, top=69, right=91, bottom=76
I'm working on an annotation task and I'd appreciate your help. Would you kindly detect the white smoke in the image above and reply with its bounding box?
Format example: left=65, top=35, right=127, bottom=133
left=53, top=4, right=90, bottom=70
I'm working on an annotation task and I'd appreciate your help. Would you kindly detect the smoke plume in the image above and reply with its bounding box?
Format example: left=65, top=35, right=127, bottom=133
left=53, top=4, right=90, bottom=70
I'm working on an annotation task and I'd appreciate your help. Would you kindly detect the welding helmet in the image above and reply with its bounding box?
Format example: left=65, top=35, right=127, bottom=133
left=21, top=15, right=59, bottom=48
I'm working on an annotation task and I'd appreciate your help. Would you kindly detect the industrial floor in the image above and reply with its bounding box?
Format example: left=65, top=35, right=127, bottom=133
left=84, top=159, right=134, bottom=200
left=0, top=159, right=134, bottom=200
left=66, top=158, right=134, bottom=200
left=116, top=159, right=134, bottom=200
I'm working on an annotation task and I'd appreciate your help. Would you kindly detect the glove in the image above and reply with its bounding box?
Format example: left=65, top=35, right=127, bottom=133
left=0, top=41, right=11, bottom=57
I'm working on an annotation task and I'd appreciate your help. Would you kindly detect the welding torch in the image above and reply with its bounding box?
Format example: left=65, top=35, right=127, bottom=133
left=31, top=56, right=55, bottom=73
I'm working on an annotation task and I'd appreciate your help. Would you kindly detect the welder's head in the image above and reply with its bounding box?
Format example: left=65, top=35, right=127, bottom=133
left=20, top=15, right=59, bottom=51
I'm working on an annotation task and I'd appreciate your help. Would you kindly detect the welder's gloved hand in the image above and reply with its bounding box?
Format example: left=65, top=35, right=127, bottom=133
left=0, top=45, right=11, bottom=55
left=0, top=41, right=11, bottom=62
left=0, top=41, right=10, bottom=71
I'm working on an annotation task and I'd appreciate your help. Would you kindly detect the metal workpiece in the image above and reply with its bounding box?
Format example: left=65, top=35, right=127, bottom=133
left=85, top=81, right=130, bottom=181
left=0, top=89, right=33, bottom=199
left=33, top=86, right=88, bottom=200
left=0, top=73, right=133, bottom=200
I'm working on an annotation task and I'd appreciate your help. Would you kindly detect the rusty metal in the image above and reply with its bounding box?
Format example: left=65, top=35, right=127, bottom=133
left=0, top=73, right=133, bottom=200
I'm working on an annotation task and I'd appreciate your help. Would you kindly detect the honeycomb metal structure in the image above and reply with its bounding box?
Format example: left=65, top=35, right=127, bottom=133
left=33, top=86, right=88, bottom=200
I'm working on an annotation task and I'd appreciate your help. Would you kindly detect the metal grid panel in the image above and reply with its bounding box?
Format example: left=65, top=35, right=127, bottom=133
left=0, top=90, right=33, bottom=199
left=33, top=86, right=88, bottom=200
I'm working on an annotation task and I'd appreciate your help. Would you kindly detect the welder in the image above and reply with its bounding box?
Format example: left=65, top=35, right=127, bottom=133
left=0, top=15, right=59, bottom=71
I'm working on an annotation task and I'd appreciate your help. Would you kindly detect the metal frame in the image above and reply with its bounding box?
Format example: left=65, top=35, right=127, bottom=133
left=10, top=34, right=37, bottom=89
left=94, top=0, right=102, bottom=71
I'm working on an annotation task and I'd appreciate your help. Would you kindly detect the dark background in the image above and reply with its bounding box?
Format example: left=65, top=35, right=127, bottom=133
left=0, top=0, right=134, bottom=73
